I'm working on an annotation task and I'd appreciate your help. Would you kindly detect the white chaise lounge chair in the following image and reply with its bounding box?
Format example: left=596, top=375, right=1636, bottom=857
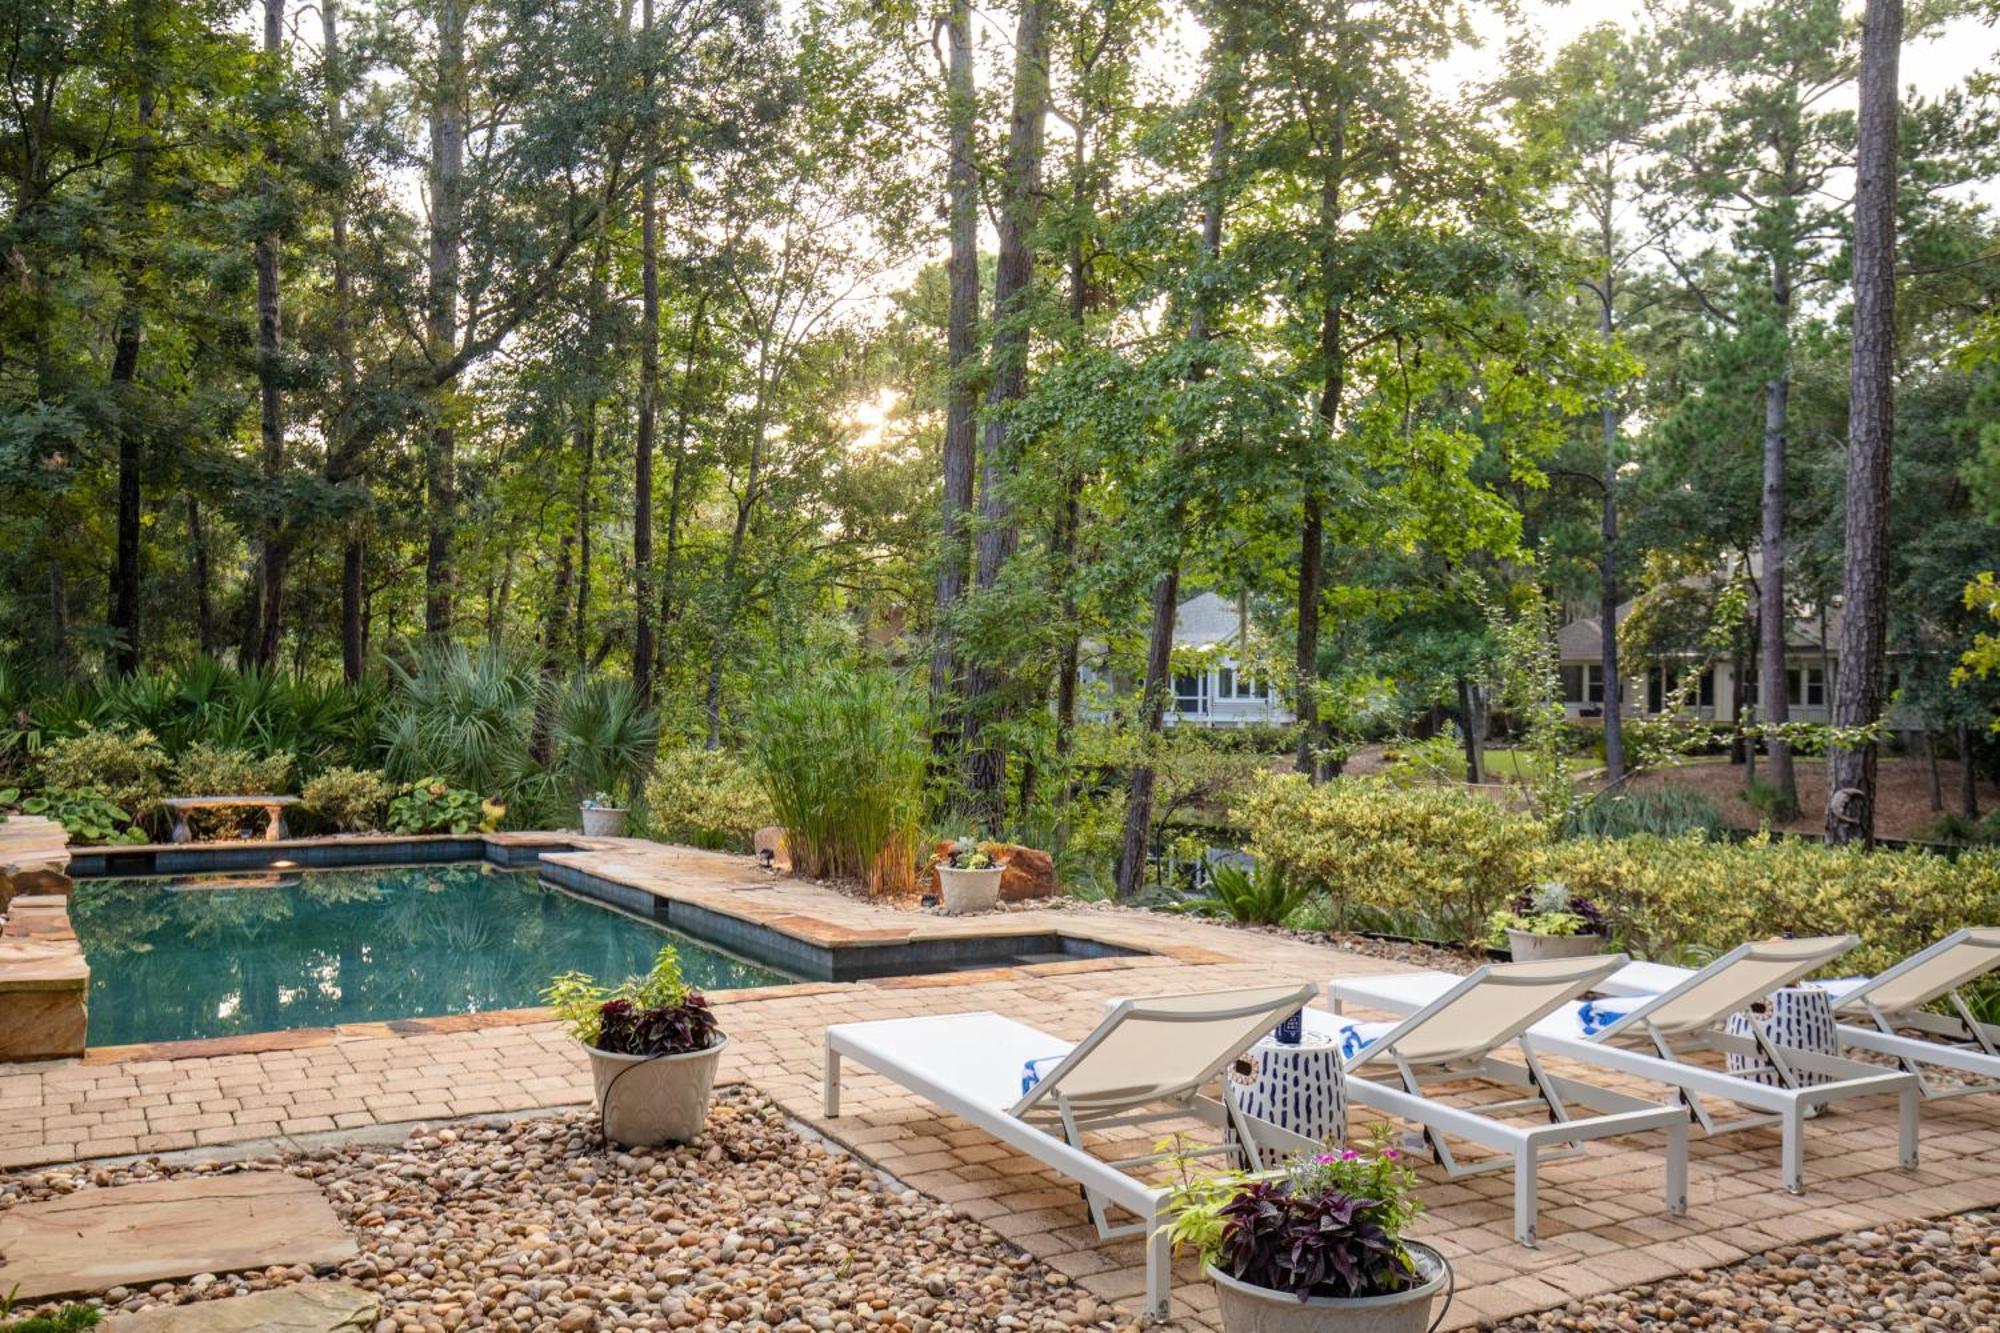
left=1598, top=928, right=2000, bottom=1099
left=1310, top=954, right=1691, bottom=1247
left=1326, top=936, right=1923, bottom=1194
left=822, top=983, right=1317, bottom=1320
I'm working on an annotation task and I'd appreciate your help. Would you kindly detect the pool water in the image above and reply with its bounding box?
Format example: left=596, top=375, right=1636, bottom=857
left=69, top=864, right=789, bottom=1046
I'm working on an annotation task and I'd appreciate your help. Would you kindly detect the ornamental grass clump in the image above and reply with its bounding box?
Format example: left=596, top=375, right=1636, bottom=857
left=747, top=663, right=923, bottom=894
left=1166, top=1130, right=1427, bottom=1301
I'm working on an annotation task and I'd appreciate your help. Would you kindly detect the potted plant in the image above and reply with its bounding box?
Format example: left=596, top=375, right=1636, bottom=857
left=932, top=837, right=1002, bottom=914
left=543, top=946, right=728, bottom=1146
left=1487, top=880, right=1607, bottom=962
left=580, top=791, right=628, bottom=837
left=1164, top=1131, right=1448, bottom=1333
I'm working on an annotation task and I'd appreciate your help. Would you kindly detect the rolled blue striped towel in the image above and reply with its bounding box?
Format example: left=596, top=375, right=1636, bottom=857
left=1021, top=1056, right=1067, bottom=1094
left=1576, top=996, right=1647, bottom=1035
left=1337, top=1021, right=1394, bottom=1060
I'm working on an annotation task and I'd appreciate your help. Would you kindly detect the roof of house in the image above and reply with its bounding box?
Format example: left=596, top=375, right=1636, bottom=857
left=1559, top=601, right=1841, bottom=663
left=1174, top=591, right=1251, bottom=650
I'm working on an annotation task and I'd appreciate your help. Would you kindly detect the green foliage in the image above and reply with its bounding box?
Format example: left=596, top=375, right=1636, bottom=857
left=544, top=945, right=698, bottom=1049
left=641, top=748, right=774, bottom=852
left=1235, top=775, right=1545, bottom=943
left=380, top=645, right=540, bottom=799
left=20, top=788, right=145, bottom=845
left=552, top=676, right=659, bottom=805
left=1545, top=836, right=2000, bottom=979
left=36, top=727, right=169, bottom=820
left=934, top=837, right=994, bottom=871
left=387, top=779, right=492, bottom=835
left=0, top=1297, right=100, bottom=1332
left=745, top=663, right=923, bottom=893
left=1171, top=859, right=1311, bottom=926
left=1562, top=788, right=1727, bottom=841
left=172, top=743, right=293, bottom=797
left=301, top=767, right=394, bottom=834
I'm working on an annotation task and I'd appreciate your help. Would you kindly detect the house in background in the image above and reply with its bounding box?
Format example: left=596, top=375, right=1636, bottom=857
left=1556, top=603, right=1837, bottom=726
left=1079, top=591, right=1294, bottom=728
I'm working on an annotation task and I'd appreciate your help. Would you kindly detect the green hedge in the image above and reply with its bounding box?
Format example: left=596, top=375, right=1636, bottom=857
left=1235, top=773, right=2000, bottom=972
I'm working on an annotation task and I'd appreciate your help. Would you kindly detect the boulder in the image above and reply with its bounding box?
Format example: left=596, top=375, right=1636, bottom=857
left=924, top=841, right=1056, bottom=902
left=106, top=1283, right=379, bottom=1332
left=753, top=825, right=791, bottom=872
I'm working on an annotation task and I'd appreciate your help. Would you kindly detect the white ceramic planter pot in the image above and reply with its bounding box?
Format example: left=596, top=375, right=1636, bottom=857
left=1208, top=1244, right=1447, bottom=1333
left=580, top=806, right=629, bottom=837
left=1505, top=929, right=1605, bottom=962
left=937, top=865, right=1003, bottom=915
left=585, top=1036, right=728, bottom=1146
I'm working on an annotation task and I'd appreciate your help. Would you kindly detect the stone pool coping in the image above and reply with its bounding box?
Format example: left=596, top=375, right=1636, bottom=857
left=55, top=834, right=1231, bottom=1065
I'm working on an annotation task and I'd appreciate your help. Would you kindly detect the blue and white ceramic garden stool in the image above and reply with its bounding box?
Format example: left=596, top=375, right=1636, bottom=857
left=1230, top=1028, right=1346, bottom=1145
left=1726, top=985, right=1839, bottom=1091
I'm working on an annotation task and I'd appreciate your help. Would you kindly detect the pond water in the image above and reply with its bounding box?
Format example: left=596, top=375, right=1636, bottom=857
left=69, top=863, right=789, bottom=1046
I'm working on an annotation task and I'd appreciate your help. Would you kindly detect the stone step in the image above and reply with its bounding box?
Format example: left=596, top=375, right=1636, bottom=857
left=104, top=1282, right=379, bottom=1332
left=0, top=1173, right=356, bottom=1301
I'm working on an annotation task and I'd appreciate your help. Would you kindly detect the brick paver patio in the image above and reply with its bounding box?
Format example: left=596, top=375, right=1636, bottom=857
left=10, top=843, right=2000, bottom=1328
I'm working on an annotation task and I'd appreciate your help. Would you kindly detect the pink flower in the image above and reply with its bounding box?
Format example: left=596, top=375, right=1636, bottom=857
left=1382, top=1148, right=1400, bottom=1160
left=1340, top=1149, right=1359, bottom=1161
left=1313, top=1153, right=1339, bottom=1164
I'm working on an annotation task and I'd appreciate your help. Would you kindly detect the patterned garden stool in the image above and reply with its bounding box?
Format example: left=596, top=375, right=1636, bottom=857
left=1230, top=1027, right=1346, bottom=1147
left=1726, top=985, right=1840, bottom=1093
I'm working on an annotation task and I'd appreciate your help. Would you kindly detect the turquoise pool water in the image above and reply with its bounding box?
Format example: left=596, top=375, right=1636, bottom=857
left=69, top=864, right=789, bottom=1046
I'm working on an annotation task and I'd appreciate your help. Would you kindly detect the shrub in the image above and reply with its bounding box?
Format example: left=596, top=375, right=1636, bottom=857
left=36, top=725, right=168, bottom=819
left=302, top=766, right=394, bottom=833
left=746, top=663, right=923, bottom=894
left=1543, top=836, right=2000, bottom=977
left=642, top=747, right=774, bottom=852
left=1563, top=787, right=1726, bottom=841
left=1236, top=775, right=1544, bottom=942
left=1744, top=775, right=1800, bottom=823
left=388, top=778, right=492, bottom=834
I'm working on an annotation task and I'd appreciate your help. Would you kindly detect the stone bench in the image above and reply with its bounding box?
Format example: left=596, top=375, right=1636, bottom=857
left=162, top=794, right=300, bottom=844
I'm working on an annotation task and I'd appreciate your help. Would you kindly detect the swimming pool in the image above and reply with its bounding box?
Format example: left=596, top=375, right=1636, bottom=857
left=69, top=864, right=789, bottom=1046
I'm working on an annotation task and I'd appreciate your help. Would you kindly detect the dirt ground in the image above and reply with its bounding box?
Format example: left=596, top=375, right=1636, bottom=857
left=1622, top=755, right=1996, bottom=842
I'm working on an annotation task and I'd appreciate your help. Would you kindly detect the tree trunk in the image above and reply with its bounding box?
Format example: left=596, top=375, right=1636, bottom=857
left=423, top=0, right=466, bottom=637
left=574, top=400, right=595, bottom=671
left=1924, top=729, right=1942, bottom=812
left=1826, top=0, right=1902, bottom=847
left=533, top=534, right=576, bottom=765
left=341, top=538, right=365, bottom=681
left=1115, top=28, right=1236, bottom=900
left=929, top=0, right=980, bottom=758
left=632, top=0, right=660, bottom=704
left=1758, top=269, right=1797, bottom=813
left=658, top=288, right=706, bottom=672
left=1457, top=676, right=1486, bottom=785
left=187, top=494, right=214, bottom=657
left=322, top=0, right=365, bottom=683
left=109, top=0, right=157, bottom=675
left=1296, top=100, right=1347, bottom=783
left=961, top=0, right=1049, bottom=827
left=1595, top=210, right=1626, bottom=784
left=1962, top=722, right=1981, bottom=820
left=251, top=0, right=288, bottom=668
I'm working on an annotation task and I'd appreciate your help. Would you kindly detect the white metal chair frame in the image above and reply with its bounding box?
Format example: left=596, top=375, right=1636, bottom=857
left=823, top=983, right=1319, bottom=1321
left=1331, top=942, right=1923, bottom=1196
left=1322, top=958, right=1690, bottom=1247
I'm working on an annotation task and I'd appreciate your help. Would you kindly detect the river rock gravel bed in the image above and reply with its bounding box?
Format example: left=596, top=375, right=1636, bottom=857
left=1, top=1088, right=1139, bottom=1333
left=1492, top=1210, right=2000, bottom=1332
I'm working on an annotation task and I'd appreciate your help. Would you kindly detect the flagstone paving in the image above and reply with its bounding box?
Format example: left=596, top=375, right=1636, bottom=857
left=9, top=842, right=2000, bottom=1329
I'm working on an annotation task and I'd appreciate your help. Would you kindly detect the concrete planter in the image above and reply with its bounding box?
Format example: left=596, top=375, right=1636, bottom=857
left=585, top=1036, right=728, bottom=1146
left=937, top=865, right=1003, bottom=915
left=1208, top=1243, right=1447, bottom=1333
left=1504, top=929, right=1606, bottom=963
left=580, top=806, right=629, bottom=838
